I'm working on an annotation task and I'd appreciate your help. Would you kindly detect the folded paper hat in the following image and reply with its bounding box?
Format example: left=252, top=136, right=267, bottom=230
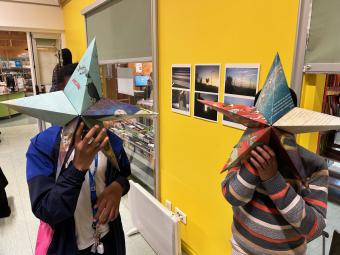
left=200, top=54, right=340, bottom=183
left=1, top=39, right=156, bottom=171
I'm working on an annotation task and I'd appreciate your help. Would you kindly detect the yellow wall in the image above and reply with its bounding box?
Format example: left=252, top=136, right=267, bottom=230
left=158, top=1, right=299, bottom=254
left=62, top=0, right=95, bottom=62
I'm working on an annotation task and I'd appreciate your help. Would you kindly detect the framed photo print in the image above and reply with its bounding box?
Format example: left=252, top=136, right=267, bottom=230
left=193, top=64, right=220, bottom=122
left=172, top=64, right=191, bottom=116
left=223, top=64, right=260, bottom=129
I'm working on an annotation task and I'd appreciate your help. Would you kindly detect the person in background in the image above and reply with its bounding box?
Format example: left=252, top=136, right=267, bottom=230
left=144, top=72, right=153, bottom=100
left=26, top=122, right=131, bottom=254
left=222, top=89, right=328, bottom=255
left=6, top=74, right=15, bottom=92
left=50, top=48, right=73, bottom=92
left=50, top=63, right=77, bottom=127
left=59, top=63, right=78, bottom=91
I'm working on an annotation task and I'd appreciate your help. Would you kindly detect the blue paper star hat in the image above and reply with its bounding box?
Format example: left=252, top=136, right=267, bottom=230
left=255, top=53, right=295, bottom=125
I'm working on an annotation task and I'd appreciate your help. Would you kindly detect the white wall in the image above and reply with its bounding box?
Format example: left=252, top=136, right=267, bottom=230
left=10, top=0, right=59, bottom=5
left=0, top=1, right=64, bottom=32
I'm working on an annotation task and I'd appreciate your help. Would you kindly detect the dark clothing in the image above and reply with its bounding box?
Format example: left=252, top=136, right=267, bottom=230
left=62, top=63, right=78, bottom=79
left=26, top=126, right=131, bottom=255
left=0, top=167, right=11, bottom=218
left=77, top=230, right=120, bottom=255
left=50, top=63, right=78, bottom=92
left=51, top=64, right=63, bottom=92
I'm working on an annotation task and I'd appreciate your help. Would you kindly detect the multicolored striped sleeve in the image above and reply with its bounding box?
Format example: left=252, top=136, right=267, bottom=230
left=221, top=161, right=260, bottom=206
left=262, top=170, right=328, bottom=241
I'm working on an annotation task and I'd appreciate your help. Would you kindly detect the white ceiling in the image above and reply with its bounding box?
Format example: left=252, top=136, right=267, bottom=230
left=4, top=0, right=60, bottom=6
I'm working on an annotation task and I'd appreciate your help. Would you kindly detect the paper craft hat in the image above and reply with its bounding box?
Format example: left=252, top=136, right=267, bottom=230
left=1, top=39, right=155, bottom=171
left=200, top=54, right=340, bottom=183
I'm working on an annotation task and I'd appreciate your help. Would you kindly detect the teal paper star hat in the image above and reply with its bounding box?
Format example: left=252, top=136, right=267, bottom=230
left=255, top=53, right=295, bottom=124
left=1, top=39, right=156, bottom=169
left=64, top=39, right=102, bottom=114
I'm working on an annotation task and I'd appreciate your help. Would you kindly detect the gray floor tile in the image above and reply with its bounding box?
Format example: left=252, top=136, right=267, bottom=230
left=0, top=114, right=37, bottom=128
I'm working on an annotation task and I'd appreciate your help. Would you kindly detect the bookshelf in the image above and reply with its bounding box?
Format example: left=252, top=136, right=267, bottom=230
left=318, top=74, right=340, bottom=204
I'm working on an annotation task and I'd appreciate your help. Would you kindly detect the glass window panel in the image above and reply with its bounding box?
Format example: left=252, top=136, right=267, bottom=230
left=100, top=62, right=156, bottom=194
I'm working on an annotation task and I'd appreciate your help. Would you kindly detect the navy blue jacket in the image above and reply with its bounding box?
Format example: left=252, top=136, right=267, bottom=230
left=26, top=126, right=131, bottom=255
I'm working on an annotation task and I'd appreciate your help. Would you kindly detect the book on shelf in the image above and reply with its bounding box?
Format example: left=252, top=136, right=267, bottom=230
left=325, top=94, right=340, bottom=116
left=319, top=74, right=340, bottom=161
left=326, top=74, right=340, bottom=88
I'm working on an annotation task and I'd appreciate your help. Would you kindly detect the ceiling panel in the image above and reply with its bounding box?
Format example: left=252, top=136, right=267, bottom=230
left=0, top=31, right=28, bottom=59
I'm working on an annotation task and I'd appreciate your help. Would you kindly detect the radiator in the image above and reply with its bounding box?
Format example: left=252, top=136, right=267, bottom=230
left=127, top=180, right=182, bottom=255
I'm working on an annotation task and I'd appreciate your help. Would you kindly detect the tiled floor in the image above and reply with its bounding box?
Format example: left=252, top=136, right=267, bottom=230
left=0, top=114, right=37, bottom=128
left=0, top=118, right=156, bottom=255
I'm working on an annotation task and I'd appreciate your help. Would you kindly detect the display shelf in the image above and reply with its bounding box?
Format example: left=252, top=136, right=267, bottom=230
left=110, top=120, right=154, bottom=155
left=123, top=136, right=155, bottom=195
left=124, top=142, right=154, bottom=166
left=326, top=86, right=340, bottom=91
left=109, top=119, right=155, bottom=195
left=1, top=67, right=31, bottom=71
left=128, top=151, right=154, bottom=188
left=325, top=87, right=340, bottom=96
left=318, top=75, right=340, bottom=155
left=0, top=91, right=25, bottom=119
left=318, top=74, right=340, bottom=204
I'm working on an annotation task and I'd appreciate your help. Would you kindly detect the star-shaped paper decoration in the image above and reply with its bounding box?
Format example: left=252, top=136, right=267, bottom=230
left=1, top=39, right=156, bottom=171
left=200, top=54, right=340, bottom=183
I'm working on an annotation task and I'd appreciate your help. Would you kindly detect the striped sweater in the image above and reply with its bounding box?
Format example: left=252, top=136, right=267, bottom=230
left=222, top=146, right=328, bottom=255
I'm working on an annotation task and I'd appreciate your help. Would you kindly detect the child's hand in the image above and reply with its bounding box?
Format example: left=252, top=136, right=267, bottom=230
left=73, top=122, right=109, bottom=172
left=250, top=145, right=278, bottom=181
left=94, top=182, right=123, bottom=224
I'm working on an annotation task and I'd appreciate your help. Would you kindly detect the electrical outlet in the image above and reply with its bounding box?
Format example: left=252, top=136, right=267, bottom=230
left=165, top=200, right=172, bottom=211
left=175, top=207, right=187, bottom=225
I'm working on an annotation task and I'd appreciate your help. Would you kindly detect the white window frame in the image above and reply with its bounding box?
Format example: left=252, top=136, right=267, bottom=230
left=291, top=0, right=340, bottom=104
left=82, top=0, right=160, bottom=199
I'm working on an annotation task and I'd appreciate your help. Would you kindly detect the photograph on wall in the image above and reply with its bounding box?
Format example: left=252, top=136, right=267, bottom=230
left=224, top=64, right=259, bottom=97
left=194, top=64, right=220, bottom=122
left=222, top=95, right=255, bottom=129
left=172, top=65, right=191, bottom=89
left=172, top=89, right=190, bottom=115
left=172, top=64, right=191, bottom=115
left=194, top=92, right=219, bottom=122
left=223, top=64, right=260, bottom=129
left=194, top=64, right=220, bottom=93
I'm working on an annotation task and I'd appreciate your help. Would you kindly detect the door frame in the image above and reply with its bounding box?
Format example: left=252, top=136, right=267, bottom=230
left=27, top=32, right=62, bottom=131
